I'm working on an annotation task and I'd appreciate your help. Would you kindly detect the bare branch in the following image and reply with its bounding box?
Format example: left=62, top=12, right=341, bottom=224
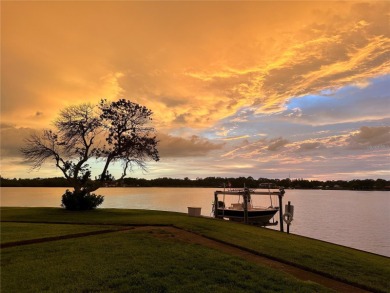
left=21, top=130, right=59, bottom=170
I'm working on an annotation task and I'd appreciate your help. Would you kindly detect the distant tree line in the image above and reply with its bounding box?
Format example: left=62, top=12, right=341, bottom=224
left=1, top=176, right=389, bottom=190
left=0, top=177, right=71, bottom=187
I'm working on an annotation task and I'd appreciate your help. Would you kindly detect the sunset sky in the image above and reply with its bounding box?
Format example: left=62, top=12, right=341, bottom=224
left=1, top=1, right=389, bottom=181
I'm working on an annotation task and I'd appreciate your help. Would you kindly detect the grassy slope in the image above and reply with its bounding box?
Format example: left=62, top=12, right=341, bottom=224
left=1, top=207, right=389, bottom=292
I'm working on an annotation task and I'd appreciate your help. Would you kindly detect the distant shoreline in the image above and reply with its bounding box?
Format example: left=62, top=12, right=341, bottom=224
left=1, top=176, right=389, bottom=191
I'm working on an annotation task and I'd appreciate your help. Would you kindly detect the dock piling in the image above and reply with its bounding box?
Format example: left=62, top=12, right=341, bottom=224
left=278, top=188, right=285, bottom=232
left=243, top=188, right=249, bottom=224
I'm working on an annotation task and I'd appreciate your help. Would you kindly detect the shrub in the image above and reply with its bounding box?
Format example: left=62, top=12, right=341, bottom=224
left=61, top=190, right=104, bottom=211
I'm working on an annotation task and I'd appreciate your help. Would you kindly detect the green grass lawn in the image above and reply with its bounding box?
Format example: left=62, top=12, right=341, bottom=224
left=1, top=229, right=330, bottom=293
left=1, top=207, right=389, bottom=292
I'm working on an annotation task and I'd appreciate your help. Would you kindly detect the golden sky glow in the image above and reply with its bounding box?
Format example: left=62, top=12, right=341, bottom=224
left=1, top=1, right=389, bottom=180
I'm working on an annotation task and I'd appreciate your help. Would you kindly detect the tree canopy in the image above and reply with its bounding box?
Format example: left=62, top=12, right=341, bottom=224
left=21, top=99, right=159, bottom=209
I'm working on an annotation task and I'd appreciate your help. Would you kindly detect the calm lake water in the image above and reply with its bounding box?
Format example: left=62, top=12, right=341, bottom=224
left=1, top=187, right=389, bottom=257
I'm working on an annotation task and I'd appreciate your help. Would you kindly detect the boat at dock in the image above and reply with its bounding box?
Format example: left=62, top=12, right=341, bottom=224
left=213, top=187, right=284, bottom=226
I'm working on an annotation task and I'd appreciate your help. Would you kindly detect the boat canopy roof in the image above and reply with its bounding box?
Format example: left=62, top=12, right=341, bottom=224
left=215, top=189, right=284, bottom=196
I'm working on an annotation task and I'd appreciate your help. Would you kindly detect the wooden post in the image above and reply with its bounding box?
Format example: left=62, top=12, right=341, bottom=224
left=243, top=188, right=249, bottom=224
left=214, top=192, right=218, bottom=218
left=287, top=201, right=291, bottom=234
left=285, top=201, right=294, bottom=234
left=278, top=188, right=284, bottom=232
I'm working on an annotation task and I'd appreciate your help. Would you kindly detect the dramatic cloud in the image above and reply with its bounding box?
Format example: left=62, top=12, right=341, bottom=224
left=157, top=133, right=223, bottom=158
left=1, top=1, right=389, bottom=179
left=281, top=76, right=390, bottom=126
left=298, top=142, right=322, bottom=152
left=0, top=125, right=36, bottom=158
left=267, top=138, right=289, bottom=152
left=186, top=2, right=390, bottom=116
left=3, top=2, right=389, bottom=129
left=348, top=126, right=390, bottom=149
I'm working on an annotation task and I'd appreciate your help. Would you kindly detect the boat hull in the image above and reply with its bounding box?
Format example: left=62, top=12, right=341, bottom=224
left=216, top=208, right=278, bottom=224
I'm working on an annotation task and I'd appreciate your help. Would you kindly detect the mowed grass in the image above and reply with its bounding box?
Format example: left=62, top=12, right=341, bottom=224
left=2, top=207, right=389, bottom=292
left=1, top=229, right=330, bottom=293
left=1, top=222, right=119, bottom=244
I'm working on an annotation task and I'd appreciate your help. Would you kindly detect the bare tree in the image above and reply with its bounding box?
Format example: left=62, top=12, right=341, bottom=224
left=21, top=99, right=159, bottom=210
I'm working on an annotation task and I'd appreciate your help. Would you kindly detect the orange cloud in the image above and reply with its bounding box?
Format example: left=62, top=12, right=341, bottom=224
left=2, top=1, right=389, bottom=180
left=158, top=133, right=223, bottom=157
left=3, top=1, right=388, bottom=132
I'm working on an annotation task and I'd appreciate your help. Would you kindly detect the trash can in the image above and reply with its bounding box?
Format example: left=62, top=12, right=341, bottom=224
left=187, top=207, right=201, bottom=217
